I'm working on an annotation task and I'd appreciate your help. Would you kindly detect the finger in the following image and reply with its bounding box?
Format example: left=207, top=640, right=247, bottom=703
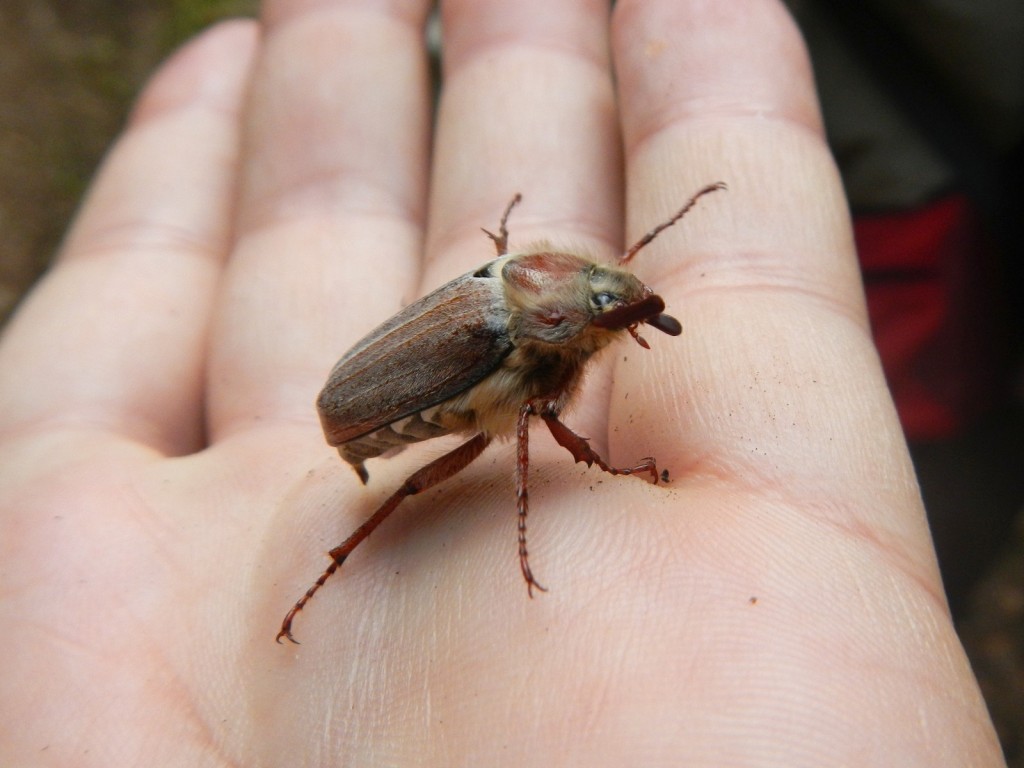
left=0, top=21, right=258, bottom=455
left=427, top=0, right=622, bottom=284
left=425, top=0, right=623, bottom=444
left=611, top=0, right=943, bottom=619
left=606, top=7, right=992, bottom=760
left=206, top=0, right=435, bottom=439
left=610, top=1, right=890, bottom=483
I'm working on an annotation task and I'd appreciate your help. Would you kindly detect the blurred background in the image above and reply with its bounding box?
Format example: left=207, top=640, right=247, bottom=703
left=1, top=0, right=1021, bottom=762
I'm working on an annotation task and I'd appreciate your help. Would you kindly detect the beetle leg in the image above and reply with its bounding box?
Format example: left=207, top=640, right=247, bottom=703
left=516, top=401, right=548, bottom=596
left=277, top=432, right=491, bottom=643
left=619, top=181, right=726, bottom=265
left=481, top=193, right=522, bottom=256
left=540, top=409, right=660, bottom=484
left=626, top=324, right=651, bottom=349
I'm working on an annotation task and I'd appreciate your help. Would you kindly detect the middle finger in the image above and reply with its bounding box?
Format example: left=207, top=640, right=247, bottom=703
left=426, top=0, right=622, bottom=285
left=426, top=0, right=622, bottom=444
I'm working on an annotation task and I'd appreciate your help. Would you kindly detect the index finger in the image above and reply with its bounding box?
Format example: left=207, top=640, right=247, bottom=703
left=0, top=22, right=258, bottom=456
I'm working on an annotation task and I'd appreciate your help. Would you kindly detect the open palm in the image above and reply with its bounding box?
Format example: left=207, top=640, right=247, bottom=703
left=0, top=1, right=1002, bottom=765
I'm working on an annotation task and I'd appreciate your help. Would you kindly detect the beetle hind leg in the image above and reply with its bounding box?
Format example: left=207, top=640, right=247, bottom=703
left=277, top=432, right=491, bottom=643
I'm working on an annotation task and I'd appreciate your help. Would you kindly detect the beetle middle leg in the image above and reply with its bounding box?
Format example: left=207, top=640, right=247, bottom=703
left=514, top=399, right=663, bottom=598
left=277, top=432, right=491, bottom=643
left=516, top=401, right=548, bottom=597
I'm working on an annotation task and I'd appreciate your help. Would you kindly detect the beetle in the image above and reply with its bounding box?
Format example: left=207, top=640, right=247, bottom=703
left=277, top=182, right=725, bottom=643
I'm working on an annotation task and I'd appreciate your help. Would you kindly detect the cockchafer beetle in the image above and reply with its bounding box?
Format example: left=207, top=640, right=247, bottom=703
left=278, top=182, right=725, bottom=643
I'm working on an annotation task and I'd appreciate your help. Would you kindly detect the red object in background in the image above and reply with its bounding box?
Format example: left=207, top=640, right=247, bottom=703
left=856, top=193, right=1003, bottom=441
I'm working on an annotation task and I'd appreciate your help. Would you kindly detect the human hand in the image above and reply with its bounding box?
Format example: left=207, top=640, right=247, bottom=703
left=0, top=1, right=1003, bottom=765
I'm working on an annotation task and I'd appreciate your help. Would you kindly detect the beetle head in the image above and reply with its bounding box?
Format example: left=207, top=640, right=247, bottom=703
left=588, top=265, right=681, bottom=349
left=502, top=253, right=680, bottom=350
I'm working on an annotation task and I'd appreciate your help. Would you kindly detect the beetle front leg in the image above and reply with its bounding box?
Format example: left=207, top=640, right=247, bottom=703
left=516, top=401, right=548, bottom=597
left=540, top=409, right=660, bottom=484
left=481, top=193, right=522, bottom=256
left=277, top=432, right=491, bottom=643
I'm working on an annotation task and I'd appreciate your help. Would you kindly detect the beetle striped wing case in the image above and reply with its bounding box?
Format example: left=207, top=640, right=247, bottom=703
left=316, top=269, right=513, bottom=463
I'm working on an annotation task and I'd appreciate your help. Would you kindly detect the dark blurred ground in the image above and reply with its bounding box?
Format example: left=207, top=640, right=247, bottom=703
left=1, top=1, right=1022, bottom=762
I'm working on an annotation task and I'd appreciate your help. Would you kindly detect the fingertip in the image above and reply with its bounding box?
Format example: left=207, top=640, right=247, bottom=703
left=613, top=0, right=823, bottom=147
left=131, top=19, right=260, bottom=126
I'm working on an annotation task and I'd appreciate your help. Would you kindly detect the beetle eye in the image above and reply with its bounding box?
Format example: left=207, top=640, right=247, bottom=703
left=593, top=291, right=617, bottom=309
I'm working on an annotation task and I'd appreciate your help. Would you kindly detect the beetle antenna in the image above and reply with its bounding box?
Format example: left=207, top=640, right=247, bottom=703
left=620, top=182, right=726, bottom=265
left=482, top=193, right=523, bottom=256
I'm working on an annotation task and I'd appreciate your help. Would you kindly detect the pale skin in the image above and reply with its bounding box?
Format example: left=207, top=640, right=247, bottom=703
left=0, top=0, right=1005, bottom=765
